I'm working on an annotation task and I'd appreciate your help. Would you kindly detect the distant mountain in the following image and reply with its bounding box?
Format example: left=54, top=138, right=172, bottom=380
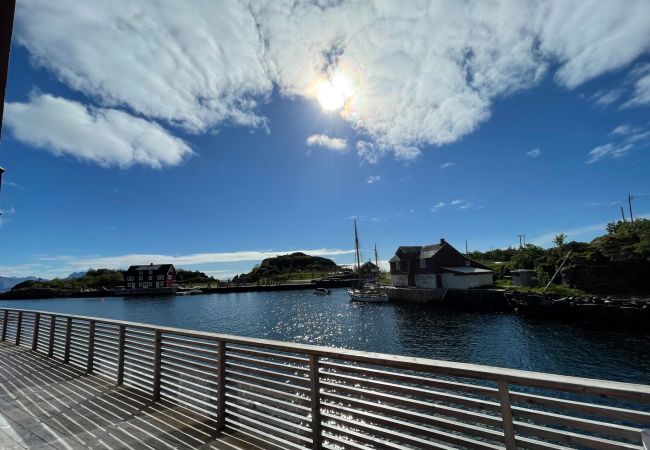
left=65, top=271, right=87, bottom=280
left=0, top=276, right=41, bottom=292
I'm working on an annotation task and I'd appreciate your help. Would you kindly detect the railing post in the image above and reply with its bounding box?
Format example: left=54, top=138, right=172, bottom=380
left=1, top=310, right=7, bottom=341
left=309, top=354, right=322, bottom=449
left=497, top=380, right=517, bottom=450
left=116, top=325, right=126, bottom=385
left=15, top=311, right=22, bottom=345
left=216, top=340, right=227, bottom=432
left=48, top=316, right=56, bottom=357
left=86, top=320, right=95, bottom=374
left=63, top=317, right=72, bottom=363
left=152, top=330, right=162, bottom=400
left=31, top=313, right=40, bottom=351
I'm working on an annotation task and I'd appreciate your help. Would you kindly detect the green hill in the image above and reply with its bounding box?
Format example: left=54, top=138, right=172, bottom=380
left=233, top=252, right=341, bottom=284
left=12, top=269, right=124, bottom=292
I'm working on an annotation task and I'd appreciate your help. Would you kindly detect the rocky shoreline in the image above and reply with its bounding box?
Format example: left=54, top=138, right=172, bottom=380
left=505, top=290, right=650, bottom=327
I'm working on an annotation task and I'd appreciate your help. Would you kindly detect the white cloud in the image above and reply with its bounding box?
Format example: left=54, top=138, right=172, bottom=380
left=591, top=89, right=624, bottom=107
left=610, top=124, right=635, bottom=136
left=587, top=143, right=634, bottom=163
left=13, top=1, right=650, bottom=164
left=623, top=64, right=650, bottom=108
left=5, top=94, right=192, bottom=168
left=458, top=202, right=474, bottom=210
left=431, top=202, right=446, bottom=211
left=440, top=162, right=455, bottom=169
left=366, top=175, right=380, bottom=184
left=451, top=199, right=464, bottom=205
left=306, top=134, right=347, bottom=151
left=526, top=148, right=541, bottom=158
left=41, top=248, right=355, bottom=268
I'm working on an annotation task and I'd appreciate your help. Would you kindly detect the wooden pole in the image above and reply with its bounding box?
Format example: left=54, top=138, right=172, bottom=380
left=497, top=380, right=517, bottom=450
left=216, top=340, right=227, bottom=432
left=15, top=311, right=22, bottom=345
left=1, top=310, right=7, bottom=341
left=31, top=313, right=40, bottom=351
left=116, top=325, right=126, bottom=385
left=309, top=354, right=322, bottom=449
left=48, top=316, right=55, bottom=357
left=63, top=317, right=72, bottom=364
left=86, top=320, right=95, bottom=374
left=629, top=194, right=634, bottom=223
left=620, top=206, right=626, bottom=222
left=152, top=330, right=162, bottom=400
left=544, top=250, right=572, bottom=292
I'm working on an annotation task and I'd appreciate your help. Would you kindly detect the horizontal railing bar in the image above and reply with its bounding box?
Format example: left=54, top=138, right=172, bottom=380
left=322, top=432, right=387, bottom=450
left=322, top=390, right=501, bottom=428
left=160, top=375, right=218, bottom=401
left=160, top=340, right=220, bottom=357
left=226, top=384, right=311, bottom=414
left=321, top=360, right=499, bottom=397
left=227, top=352, right=309, bottom=373
left=226, top=361, right=310, bottom=385
left=321, top=395, right=503, bottom=442
left=160, top=346, right=218, bottom=366
left=224, top=417, right=307, bottom=450
left=226, top=368, right=311, bottom=395
left=322, top=409, right=502, bottom=450
left=161, top=333, right=220, bottom=348
left=161, top=357, right=219, bottom=379
left=160, top=371, right=219, bottom=395
left=161, top=350, right=218, bottom=371
left=3, top=307, right=648, bottom=403
left=226, top=405, right=312, bottom=441
left=227, top=378, right=311, bottom=406
left=159, top=384, right=218, bottom=410
left=160, top=365, right=219, bottom=386
left=226, top=393, right=311, bottom=430
left=125, top=327, right=156, bottom=337
left=509, top=390, right=650, bottom=425
left=227, top=345, right=309, bottom=364
left=513, top=420, right=642, bottom=449
left=512, top=405, right=643, bottom=441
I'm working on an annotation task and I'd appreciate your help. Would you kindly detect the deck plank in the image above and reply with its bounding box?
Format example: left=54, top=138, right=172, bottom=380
left=0, top=342, right=269, bottom=449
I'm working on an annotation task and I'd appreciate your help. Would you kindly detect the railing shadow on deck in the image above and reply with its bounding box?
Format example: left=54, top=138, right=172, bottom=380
left=1, top=307, right=649, bottom=450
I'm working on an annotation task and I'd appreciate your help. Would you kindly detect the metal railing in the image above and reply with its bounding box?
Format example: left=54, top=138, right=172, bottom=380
left=1, top=307, right=649, bottom=449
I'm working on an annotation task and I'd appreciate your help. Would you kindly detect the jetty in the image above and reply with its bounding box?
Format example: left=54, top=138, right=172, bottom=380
left=1, top=307, right=650, bottom=449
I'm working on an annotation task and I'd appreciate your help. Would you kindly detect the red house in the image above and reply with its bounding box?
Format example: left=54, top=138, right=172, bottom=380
left=389, top=239, right=492, bottom=289
left=124, top=263, right=176, bottom=289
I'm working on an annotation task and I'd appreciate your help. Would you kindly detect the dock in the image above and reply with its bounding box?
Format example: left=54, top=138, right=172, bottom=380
left=1, top=307, right=650, bottom=449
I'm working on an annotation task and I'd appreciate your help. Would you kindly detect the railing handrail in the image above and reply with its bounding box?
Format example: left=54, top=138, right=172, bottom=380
left=2, top=306, right=649, bottom=402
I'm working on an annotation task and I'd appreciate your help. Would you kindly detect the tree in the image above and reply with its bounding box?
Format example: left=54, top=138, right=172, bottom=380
left=553, top=233, right=567, bottom=248
left=510, top=244, right=546, bottom=270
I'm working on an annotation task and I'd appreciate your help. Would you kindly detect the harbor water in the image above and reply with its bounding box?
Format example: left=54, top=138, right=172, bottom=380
left=1, top=288, right=648, bottom=384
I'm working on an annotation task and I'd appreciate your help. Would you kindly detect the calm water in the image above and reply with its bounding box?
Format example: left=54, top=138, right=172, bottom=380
left=2, top=289, right=649, bottom=384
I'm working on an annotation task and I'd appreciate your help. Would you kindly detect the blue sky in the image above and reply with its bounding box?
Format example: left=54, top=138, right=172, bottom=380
left=1, top=1, right=649, bottom=279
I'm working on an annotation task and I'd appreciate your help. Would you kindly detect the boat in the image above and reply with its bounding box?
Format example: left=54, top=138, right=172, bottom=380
left=347, top=220, right=388, bottom=303
left=313, top=287, right=331, bottom=295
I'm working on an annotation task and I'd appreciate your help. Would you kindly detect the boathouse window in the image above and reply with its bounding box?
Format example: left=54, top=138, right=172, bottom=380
left=396, top=261, right=400, bottom=270
left=420, top=259, right=426, bottom=269
left=465, top=261, right=471, bottom=267
left=127, top=276, right=134, bottom=281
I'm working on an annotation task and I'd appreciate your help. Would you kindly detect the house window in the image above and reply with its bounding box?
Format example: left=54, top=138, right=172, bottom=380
left=148, top=275, right=152, bottom=280
left=138, top=276, right=143, bottom=281
left=465, top=261, right=471, bottom=267
left=396, top=261, right=400, bottom=271
left=420, top=259, right=426, bottom=269
left=149, top=270, right=153, bottom=274
left=142, top=282, right=149, bottom=288
left=127, top=276, right=134, bottom=281
left=167, top=274, right=172, bottom=280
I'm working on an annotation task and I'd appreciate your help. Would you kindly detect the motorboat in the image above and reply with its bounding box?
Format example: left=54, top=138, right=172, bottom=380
left=313, top=287, right=331, bottom=295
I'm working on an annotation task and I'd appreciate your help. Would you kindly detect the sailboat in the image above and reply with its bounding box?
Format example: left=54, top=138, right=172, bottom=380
left=347, top=220, right=389, bottom=303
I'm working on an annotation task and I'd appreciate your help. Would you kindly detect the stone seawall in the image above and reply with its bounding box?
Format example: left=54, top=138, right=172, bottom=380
left=388, top=287, right=509, bottom=311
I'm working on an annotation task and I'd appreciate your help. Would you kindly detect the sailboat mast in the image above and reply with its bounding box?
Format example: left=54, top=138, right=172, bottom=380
left=374, top=243, right=379, bottom=268
left=354, top=219, right=361, bottom=272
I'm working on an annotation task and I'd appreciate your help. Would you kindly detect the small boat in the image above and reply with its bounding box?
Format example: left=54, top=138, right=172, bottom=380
left=188, top=289, right=203, bottom=295
left=313, top=288, right=331, bottom=295
left=348, top=221, right=389, bottom=303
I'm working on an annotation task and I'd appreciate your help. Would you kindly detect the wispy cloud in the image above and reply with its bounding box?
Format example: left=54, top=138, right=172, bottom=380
left=588, top=122, right=650, bottom=163
left=440, top=162, right=455, bottom=169
left=526, top=148, right=541, bottom=158
left=458, top=202, right=474, bottom=210
left=622, top=64, right=650, bottom=108
left=587, top=143, right=634, bottom=163
left=591, top=88, right=624, bottom=107
left=1, top=180, right=24, bottom=190
left=306, top=134, right=347, bottom=151
left=5, top=94, right=192, bottom=169
left=451, top=199, right=464, bottom=205
left=366, top=175, right=381, bottom=184
left=430, top=202, right=446, bottom=212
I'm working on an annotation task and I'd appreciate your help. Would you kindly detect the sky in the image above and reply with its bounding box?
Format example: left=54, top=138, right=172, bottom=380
left=1, top=0, right=650, bottom=279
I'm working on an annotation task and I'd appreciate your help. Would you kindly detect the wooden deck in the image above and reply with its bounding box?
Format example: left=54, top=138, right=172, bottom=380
left=0, top=341, right=263, bottom=450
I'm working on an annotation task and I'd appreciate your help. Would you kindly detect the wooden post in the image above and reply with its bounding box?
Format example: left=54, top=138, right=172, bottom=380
left=116, top=325, right=126, bottom=385
left=63, top=317, right=72, bottom=364
left=31, top=313, right=40, bottom=351
left=497, top=380, right=517, bottom=450
left=152, top=330, right=162, bottom=400
left=48, top=316, right=56, bottom=357
left=86, top=320, right=95, bottom=374
left=1, top=310, right=7, bottom=341
left=216, top=340, right=227, bottom=432
left=309, top=354, right=322, bottom=449
left=15, top=311, right=22, bottom=345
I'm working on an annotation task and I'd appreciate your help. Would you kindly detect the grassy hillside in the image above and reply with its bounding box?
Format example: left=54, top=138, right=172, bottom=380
left=233, top=252, right=341, bottom=284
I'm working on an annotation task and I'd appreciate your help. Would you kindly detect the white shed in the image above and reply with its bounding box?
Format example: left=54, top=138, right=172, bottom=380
left=440, top=267, right=494, bottom=289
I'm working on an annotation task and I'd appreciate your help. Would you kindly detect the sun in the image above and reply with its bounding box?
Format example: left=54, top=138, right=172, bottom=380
left=316, top=72, right=353, bottom=112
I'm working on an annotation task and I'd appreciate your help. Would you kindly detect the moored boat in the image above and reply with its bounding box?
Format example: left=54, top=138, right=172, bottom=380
left=347, top=220, right=389, bottom=303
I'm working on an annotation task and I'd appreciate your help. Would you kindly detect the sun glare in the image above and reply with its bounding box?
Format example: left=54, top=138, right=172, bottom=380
left=316, top=72, right=354, bottom=112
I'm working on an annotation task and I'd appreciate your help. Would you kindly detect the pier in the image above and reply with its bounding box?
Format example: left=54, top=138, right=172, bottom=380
left=1, top=307, right=650, bottom=449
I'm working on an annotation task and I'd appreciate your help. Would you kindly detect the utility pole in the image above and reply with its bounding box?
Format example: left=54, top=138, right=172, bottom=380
left=518, top=234, right=526, bottom=248
left=628, top=194, right=634, bottom=223
left=620, top=206, right=626, bottom=222
left=465, top=240, right=468, bottom=254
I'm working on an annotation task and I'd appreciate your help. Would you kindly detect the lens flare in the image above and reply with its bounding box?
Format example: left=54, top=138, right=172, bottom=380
left=316, top=72, right=354, bottom=112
